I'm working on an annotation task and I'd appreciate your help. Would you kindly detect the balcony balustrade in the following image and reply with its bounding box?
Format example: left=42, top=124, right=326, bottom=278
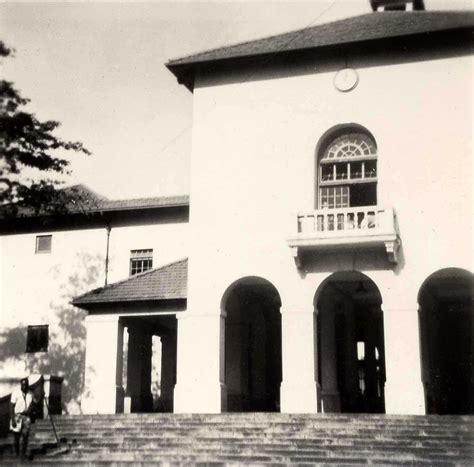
left=287, top=206, right=400, bottom=266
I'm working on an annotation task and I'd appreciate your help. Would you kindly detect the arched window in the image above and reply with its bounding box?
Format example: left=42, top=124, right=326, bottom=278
left=318, top=132, right=377, bottom=209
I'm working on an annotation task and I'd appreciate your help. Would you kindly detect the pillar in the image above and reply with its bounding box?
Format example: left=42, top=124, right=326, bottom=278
left=320, top=305, right=340, bottom=412
left=174, top=313, right=226, bottom=413
left=126, top=326, right=153, bottom=412
left=383, top=304, right=425, bottom=414
left=280, top=308, right=319, bottom=413
left=82, top=314, right=124, bottom=414
left=160, top=333, right=177, bottom=412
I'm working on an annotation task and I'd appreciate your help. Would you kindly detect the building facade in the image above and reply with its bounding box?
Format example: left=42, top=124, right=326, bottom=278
left=1, top=7, right=473, bottom=417
left=167, top=9, right=473, bottom=416
left=0, top=189, right=189, bottom=413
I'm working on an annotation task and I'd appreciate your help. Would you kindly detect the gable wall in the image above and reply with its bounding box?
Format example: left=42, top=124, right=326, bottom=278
left=186, top=48, right=472, bottom=313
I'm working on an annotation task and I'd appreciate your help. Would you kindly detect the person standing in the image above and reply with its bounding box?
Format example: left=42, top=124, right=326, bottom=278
left=10, top=377, right=33, bottom=459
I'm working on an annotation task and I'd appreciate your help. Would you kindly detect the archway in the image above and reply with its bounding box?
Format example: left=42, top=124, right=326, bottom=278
left=418, top=268, right=473, bottom=414
left=315, top=271, right=385, bottom=413
left=222, top=277, right=282, bottom=412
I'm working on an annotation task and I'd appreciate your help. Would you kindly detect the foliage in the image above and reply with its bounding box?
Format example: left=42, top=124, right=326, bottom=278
left=0, top=40, right=90, bottom=214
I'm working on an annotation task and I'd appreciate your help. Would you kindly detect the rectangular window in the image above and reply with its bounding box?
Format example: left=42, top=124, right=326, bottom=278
left=35, top=235, right=52, bottom=254
left=320, top=186, right=349, bottom=209
left=26, top=325, right=49, bottom=353
left=130, top=249, right=153, bottom=276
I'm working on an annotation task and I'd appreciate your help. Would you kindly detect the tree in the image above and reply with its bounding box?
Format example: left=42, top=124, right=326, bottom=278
left=0, top=41, right=91, bottom=215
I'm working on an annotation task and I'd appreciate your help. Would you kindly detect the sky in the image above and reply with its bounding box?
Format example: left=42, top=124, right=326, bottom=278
left=1, top=0, right=471, bottom=199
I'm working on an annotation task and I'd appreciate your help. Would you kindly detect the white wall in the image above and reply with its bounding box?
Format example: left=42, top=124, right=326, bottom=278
left=188, top=51, right=472, bottom=304
left=107, top=222, right=188, bottom=283
left=0, top=216, right=188, bottom=412
left=176, top=47, right=472, bottom=413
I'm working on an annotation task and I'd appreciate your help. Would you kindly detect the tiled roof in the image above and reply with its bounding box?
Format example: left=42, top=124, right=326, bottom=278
left=167, top=11, right=474, bottom=85
left=99, top=195, right=189, bottom=212
left=0, top=184, right=189, bottom=220
left=73, top=258, right=188, bottom=307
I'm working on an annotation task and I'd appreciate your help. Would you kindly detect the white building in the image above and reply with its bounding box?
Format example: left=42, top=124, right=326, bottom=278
left=0, top=186, right=189, bottom=413
left=1, top=4, right=473, bottom=417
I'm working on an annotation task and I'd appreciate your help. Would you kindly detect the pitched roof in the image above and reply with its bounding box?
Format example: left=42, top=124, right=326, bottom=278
left=0, top=184, right=189, bottom=220
left=167, top=11, right=474, bottom=88
left=73, top=258, right=188, bottom=307
left=99, top=195, right=189, bottom=212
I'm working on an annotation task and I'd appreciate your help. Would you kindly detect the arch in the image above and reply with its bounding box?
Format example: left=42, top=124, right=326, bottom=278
left=220, top=276, right=282, bottom=313
left=315, top=124, right=378, bottom=210
left=418, top=267, right=473, bottom=414
left=221, top=276, right=282, bottom=412
left=313, top=270, right=382, bottom=307
left=316, top=124, right=378, bottom=163
left=315, top=271, right=386, bottom=413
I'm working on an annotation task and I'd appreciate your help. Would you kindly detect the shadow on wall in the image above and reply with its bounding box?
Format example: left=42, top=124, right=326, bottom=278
left=0, top=252, right=103, bottom=414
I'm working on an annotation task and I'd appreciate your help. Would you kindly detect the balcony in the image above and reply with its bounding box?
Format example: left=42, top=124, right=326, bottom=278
left=287, top=206, right=400, bottom=267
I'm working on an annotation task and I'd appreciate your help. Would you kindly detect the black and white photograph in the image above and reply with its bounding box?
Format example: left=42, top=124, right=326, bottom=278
left=0, top=0, right=473, bottom=464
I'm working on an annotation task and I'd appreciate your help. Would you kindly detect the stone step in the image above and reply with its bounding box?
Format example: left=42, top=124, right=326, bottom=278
left=36, top=414, right=474, bottom=428
left=36, top=428, right=470, bottom=441
left=36, top=450, right=472, bottom=466
left=33, top=420, right=473, bottom=434
left=1, top=413, right=472, bottom=465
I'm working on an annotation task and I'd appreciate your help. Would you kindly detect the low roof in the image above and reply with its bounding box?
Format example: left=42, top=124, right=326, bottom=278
left=167, top=11, right=474, bottom=90
left=73, top=258, right=188, bottom=307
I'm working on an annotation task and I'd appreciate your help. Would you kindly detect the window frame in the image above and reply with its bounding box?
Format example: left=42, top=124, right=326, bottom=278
left=317, top=132, right=378, bottom=209
left=26, top=325, right=49, bottom=353
left=35, top=235, right=52, bottom=254
left=129, top=249, right=153, bottom=276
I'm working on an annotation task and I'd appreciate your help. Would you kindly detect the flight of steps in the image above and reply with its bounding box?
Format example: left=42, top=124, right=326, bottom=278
left=1, top=413, right=473, bottom=465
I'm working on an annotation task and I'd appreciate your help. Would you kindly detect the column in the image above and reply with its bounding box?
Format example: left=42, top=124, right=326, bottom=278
left=160, top=333, right=177, bottom=412
left=126, top=326, right=153, bottom=412
left=174, top=313, right=226, bottom=413
left=280, top=308, right=319, bottom=413
left=383, top=303, right=425, bottom=414
left=82, top=314, right=124, bottom=414
left=320, top=306, right=340, bottom=412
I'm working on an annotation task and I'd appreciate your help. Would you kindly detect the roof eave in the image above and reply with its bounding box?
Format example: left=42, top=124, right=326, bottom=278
left=167, top=26, right=474, bottom=89
left=73, top=297, right=187, bottom=310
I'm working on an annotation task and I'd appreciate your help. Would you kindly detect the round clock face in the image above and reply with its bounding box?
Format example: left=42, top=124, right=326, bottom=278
left=334, top=68, right=359, bottom=92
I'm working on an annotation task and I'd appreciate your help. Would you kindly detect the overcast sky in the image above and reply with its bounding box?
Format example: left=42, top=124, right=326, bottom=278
left=1, top=0, right=471, bottom=199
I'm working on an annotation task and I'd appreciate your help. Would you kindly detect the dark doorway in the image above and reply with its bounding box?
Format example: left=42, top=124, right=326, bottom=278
left=316, top=271, right=385, bottom=413
left=122, top=314, right=177, bottom=413
left=418, top=268, right=473, bottom=415
left=223, top=277, right=282, bottom=412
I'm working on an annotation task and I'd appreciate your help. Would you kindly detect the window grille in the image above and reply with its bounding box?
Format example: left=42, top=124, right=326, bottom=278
left=130, top=249, right=153, bottom=276
left=319, top=133, right=377, bottom=208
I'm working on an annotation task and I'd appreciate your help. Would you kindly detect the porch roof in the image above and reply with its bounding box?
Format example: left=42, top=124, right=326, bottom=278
left=72, top=258, right=188, bottom=308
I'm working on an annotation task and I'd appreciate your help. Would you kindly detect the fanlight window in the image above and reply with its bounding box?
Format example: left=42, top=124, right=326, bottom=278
left=319, top=133, right=377, bottom=209
left=324, top=134, right=377, bottom=160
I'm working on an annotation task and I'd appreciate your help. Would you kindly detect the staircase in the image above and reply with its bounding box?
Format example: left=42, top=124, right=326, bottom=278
left=1, top=413, right=473, bottom=465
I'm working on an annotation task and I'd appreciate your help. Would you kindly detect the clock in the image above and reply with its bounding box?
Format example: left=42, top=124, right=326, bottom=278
left=334, top=68, right=359, bottom=92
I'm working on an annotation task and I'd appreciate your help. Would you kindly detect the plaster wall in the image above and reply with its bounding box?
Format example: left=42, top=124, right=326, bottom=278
left=0, top=218, right=188, bottom=412
left=177, top=49, right=472, bottom=413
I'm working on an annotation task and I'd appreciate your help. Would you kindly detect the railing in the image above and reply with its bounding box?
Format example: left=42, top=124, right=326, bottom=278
left=288, top=206, right=400, bottom=265
left=296, top=206, right=396, bottom=237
